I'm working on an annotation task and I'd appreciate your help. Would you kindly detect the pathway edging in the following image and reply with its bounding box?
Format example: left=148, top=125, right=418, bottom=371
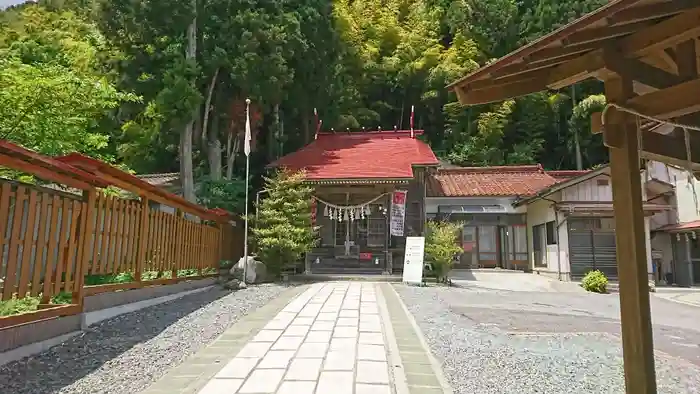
left=380, top=283, right=453, bottom=394
left=142, top=284, right=307, bottom=394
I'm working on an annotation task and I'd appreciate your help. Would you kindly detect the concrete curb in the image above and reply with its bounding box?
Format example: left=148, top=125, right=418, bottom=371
left=377, top=283, right=411, bottom=394
left=386, top=284, right=453, bottom=394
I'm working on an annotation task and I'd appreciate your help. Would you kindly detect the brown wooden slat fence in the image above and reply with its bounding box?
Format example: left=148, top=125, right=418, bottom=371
left=0, top=140, right=240, bottom=329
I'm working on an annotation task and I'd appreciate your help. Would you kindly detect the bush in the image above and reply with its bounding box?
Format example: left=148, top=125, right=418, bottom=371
left=581, top=270, right=608, bottom=293
left=252, top=169, right=318, bottom=278
left=424, top=220, right=463, bottom=284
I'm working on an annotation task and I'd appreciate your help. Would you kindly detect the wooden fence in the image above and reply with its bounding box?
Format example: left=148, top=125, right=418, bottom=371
left=0, top=141, right=239, bottom=328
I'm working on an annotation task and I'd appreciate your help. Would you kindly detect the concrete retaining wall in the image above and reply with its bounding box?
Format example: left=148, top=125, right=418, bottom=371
left=0, top=278, right=216, bottom=358
left=83, top=278, right=217, bottom=313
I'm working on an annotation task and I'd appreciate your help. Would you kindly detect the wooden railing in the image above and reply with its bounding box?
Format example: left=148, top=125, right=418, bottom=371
left=0, top=140, right=237, bottom=326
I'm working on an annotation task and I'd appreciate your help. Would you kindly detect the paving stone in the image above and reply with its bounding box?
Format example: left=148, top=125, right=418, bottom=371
left=357, top=344, right=387, bottom=361
left=360, top=315, right=381, bottom=325
left=355, top=383, right=391, bottom=394
left=197, top=378, right=243, bottom=394
left=336, top=317, right=359, bottom=327
left=237, top=342, right=273, bottom=358
left=283, top=325, right=310, bottom=337
left=339, top=309, right=359, bottom=318
left=258, top=350, right=295, bottom=369
left=264, top=319, right=292, bottom=330
left=277, top=381, right=317, bottom=394
left=316, top=371, right=353, bottom=394
left=359, top=332, right=385, bottom=345
left=311, top=321, right=335, bottom=331
left=305, top=330, right=332, bottom=343
left=360, top=322, right=382, bottom=333
left=272, top=336, right=304, bottom=351
left=296, top=342, right=329, bottom=358
left=292, top=316, right=315, bottom=325
left=316, top=312, right=338, bottom=321
left=214, top=357, right=259, bottom=379
left=238, top=369, right=285, bottom=393
left=323, top=350, right=355, bottom=370
left=252, top=330, right=283, bottom=342
left=285, top=357, right=323, bottom=380
left=333, top=326, right=358, bottom=338
left=329, top=337, right=356, bottom=351
left=356, top=361, right=389, bottom=384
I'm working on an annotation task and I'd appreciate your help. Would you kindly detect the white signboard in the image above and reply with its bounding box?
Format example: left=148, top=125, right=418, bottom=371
left=390, top=190, right=407, bottom=236
left=402, top=236, right=425, bottom=285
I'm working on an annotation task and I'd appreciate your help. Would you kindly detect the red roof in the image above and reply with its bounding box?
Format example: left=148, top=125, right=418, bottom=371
left=269, top=131, right=439, bottom=180
left=427, top=165, right=559, bottom=197
left=656, top=220, right=700, bottom=233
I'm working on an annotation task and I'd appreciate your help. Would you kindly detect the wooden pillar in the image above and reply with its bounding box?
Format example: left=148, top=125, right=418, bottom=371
left=604, top=76, right=657, bottom=394
left=74, top=189, right=97, bottom=306
left=135, top=196, right=150, bottom=284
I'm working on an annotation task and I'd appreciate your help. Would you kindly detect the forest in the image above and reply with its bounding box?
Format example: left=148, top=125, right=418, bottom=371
left=0, top=0, right=611, bottom=207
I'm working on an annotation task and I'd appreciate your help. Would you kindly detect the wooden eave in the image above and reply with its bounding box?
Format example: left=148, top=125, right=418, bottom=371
left=304, top=178, right=411, bottom=185
left=56, top=153, right=223, bottom=221
left=0, top=141, right=109, bottom=191
left=448, top=0, right=700, bottom=169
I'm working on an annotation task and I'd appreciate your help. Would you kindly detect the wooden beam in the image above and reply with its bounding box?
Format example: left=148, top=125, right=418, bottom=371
left=546, top=49, right=605, bottom=89
left=564, top=21, right=650, bottom=46
left=490, top=51, right=583, bottom=79
left=624, top=77, right=700, bottom=119
left=469, top=68, right=552, bottom=91
left=603, top=76, right=657, bottom=394
left=619, top=7, right=700, bottom=58
left=607, top=0, right=699, bottom=26
left=526, top=41, right=604, bottom=63
left=455, top=78, right=550, bottom=106
left=603, top=49, right=686, bottom=89
left=676, top=39, right=698, bottom=78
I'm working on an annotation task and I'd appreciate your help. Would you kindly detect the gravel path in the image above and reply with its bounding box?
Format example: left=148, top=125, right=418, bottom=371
left=394, top=284, right=700, bottom=394
left=0, top=283, right=289, bottom=394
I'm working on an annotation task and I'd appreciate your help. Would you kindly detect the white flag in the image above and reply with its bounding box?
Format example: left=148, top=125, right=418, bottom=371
left=244, top=99, right=251, bottom=156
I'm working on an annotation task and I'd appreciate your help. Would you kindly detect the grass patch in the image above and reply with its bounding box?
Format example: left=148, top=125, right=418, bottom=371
left=1, top=267, right=216, bottom=317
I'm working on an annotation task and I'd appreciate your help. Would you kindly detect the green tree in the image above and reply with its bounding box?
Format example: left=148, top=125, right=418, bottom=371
left=425, top=220, right=463, bottom=283
left=252, top=170, right=318, bottom=277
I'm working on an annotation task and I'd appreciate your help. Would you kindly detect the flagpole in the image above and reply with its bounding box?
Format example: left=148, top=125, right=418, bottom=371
left=243, top=98, right=251, bottom=283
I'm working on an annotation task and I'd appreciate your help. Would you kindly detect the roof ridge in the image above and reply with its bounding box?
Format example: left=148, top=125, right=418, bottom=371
left=437, top=164, right=545, bottom=174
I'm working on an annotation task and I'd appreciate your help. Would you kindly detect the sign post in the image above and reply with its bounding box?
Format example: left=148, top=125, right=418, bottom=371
left=402, top=236, right=425, bottom=285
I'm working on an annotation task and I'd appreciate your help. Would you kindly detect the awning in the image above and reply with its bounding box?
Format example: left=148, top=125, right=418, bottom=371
left=557, top=202, right=671, bottom=215
left=655, top=220, right=700, bottom=233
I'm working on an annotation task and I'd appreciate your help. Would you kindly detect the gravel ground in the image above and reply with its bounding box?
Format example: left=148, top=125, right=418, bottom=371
left=394, top=284, right=700, bottom=394
left=0, top=283, right=289, bottom=394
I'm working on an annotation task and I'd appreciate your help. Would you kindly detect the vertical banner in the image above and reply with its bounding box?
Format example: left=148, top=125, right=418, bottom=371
left=310, top=199, right=317, bottom=227
left=390, top=190, right=407, bottom=237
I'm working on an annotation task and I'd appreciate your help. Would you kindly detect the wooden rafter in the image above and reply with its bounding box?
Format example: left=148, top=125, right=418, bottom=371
left=607, top=0, right=699, bottom=26
left=602, top=49, right=686, bottom=89
left=619, top=7, right=700, bottom=58
left=564, top=21, right=651, bottom=46
left=624, top=78, right=700, bottom=120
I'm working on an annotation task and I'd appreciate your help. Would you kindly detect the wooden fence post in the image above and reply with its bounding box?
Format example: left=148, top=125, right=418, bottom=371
left=174, top=209, right=184, bottom=280
left=135, top=196, right=150, bottom=284
left=75, top=189, right=97, bottom=306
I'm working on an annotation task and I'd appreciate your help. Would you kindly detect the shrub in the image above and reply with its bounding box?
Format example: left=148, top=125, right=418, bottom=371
left=424, top=220, right=463, bottom=284
left=581, top=270, right=608, bottom=293
left=252, top=169, right=318, bottom=278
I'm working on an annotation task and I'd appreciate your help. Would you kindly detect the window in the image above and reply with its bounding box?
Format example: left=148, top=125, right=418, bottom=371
left=532, top=224, right=547, bottom=267
left=545, top=221, right=557, bottom=245
left=366, top=209, right=386, bottom=247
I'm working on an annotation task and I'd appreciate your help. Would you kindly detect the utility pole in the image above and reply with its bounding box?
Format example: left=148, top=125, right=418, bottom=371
left=572, top=85, right=583, bottom=170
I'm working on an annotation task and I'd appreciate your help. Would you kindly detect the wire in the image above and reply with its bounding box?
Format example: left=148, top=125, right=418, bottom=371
left=601, top=103, right=700, bottom=213
left=601, top=103, right=700, bottom=132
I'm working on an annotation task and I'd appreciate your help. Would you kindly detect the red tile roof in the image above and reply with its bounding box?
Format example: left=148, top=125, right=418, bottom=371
left=427, top=165, right=559, bottom=197
left=269, top=131, right=439, bottom=180
left=546, top=170, right=591, bottom=182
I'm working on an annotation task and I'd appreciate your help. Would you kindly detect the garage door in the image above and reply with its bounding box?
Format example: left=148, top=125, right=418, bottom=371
left=568, top=218, right=618, bottom=280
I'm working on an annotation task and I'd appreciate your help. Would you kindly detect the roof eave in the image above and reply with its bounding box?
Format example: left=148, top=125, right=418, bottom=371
left=513, top=165, right=610, bottom=206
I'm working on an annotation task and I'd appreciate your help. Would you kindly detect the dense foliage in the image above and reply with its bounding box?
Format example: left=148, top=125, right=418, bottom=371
left=581, top=269, right=608, bottom=293
left=252, top=170, right=317, bottom=277
left=1, top=0, right=611, bottom=204
left=425, top=220, right=463, bottom=283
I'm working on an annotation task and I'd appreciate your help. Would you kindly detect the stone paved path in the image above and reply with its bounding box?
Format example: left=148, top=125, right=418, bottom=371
left=201, top=282, right=390, bottom=394
left=142, top=282, right=449, bottom=394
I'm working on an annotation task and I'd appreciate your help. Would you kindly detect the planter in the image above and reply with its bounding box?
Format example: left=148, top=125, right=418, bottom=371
left=83, top=278, right=217, bottom=313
